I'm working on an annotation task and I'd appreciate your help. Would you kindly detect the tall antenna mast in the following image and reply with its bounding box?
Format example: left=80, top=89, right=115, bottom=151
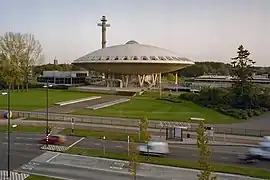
left=97, top=15, right=110, bottom=49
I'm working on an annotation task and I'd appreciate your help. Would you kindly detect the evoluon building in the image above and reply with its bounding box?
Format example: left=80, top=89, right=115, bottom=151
left=72, top=40, right=194, bottom=88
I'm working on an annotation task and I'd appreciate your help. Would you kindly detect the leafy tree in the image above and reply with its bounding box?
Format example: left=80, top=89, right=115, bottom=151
left=139, top=117, right=150, bottom=142
left=197, top=121, right=216, bottom=180
left=0, top=32, right=43, bottom=91
left=167, top=73, right=175, bottom=82
left=128, top=138, right=140, bottom=180
left=231, top=45, right=255, bottom=95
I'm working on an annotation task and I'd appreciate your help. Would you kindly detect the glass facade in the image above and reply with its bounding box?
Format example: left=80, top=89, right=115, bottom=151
left=37, top=72, right=88, bottom=85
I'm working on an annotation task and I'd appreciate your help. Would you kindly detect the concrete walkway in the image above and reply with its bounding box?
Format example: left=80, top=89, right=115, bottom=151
left=22, top=152, right=262, bottom=180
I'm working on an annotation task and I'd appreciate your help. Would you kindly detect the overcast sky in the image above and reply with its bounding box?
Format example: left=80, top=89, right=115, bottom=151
left=0, top=0, right=269, bottom=66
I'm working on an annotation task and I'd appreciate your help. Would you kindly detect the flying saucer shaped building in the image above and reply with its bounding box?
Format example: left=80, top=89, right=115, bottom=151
left=72, top=16, right=194, bottom=88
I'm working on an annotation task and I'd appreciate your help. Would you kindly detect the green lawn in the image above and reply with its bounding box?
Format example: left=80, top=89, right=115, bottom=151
left=0, top=125, right=46, bottom=133
left=0, top=88, right=100, bottom=111
left=62, top=128, right=139, bottom=142
left=66, top=147, right=270, bottom=179
left=73, top=93, right=237, bottom=124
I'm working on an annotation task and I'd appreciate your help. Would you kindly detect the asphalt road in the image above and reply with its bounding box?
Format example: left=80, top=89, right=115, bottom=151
left=16, top=152, right=260, bottom=180
left=0, top=133, right=44, bottom=171
left=0, top=132, right=80, bottom=171
left=75, top=137, right=270, bottom=170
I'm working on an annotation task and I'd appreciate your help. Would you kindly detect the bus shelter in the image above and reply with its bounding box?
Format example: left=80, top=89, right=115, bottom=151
left=159, top=122, right=191, bottom=141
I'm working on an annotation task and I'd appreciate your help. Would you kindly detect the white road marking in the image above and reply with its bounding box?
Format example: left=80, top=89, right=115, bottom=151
left=68, top=137, right=85, bottom=149
left=46, top=137, right=85, bottom=163
left=46, top=153, right=61, bottom=163
left=93, top=143, right=101, bottom=146
left=116, top=145, right=123, bottom=148
left=221, top=157, right=229, bottom=160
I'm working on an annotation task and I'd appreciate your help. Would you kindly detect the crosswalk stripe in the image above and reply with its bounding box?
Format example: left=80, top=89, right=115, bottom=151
left=0, top=171, right=29, bottom=180
left=40, top=144, right=68, bottom=152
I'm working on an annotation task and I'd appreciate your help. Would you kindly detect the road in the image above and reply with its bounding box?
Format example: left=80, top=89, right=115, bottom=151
left=0, top=132, right=80, bottom=171
left=16, top=152, right=261, bottom=180
left=75, top=137, right=270, bottom=170
left=0, top=133, right=44, bottom=171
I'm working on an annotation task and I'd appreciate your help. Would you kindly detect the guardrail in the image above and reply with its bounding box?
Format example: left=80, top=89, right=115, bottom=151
left=2, top=110, right=269, bottom=137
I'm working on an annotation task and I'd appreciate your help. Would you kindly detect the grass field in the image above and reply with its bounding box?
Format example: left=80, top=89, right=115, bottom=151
left=73, top=92, right=237, bottom=124
left=0, top=88, right=98, bottom=111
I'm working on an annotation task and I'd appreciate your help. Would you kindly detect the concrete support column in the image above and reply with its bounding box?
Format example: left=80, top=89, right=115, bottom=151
left=151, top=74, right=158, bottom=86
left=106, top=74, right=110, bottom=87
left=175, top=73, right=178, bottom=85
left=175, top=73, right=178, bottom=92
left=159, top=73, right=162, bottom=98
left=138, top=75, right=145, bottom=87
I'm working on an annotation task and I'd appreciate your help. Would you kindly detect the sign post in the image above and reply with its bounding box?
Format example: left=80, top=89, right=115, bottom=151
left=71, top=117, right=75, bottom=134
left=103, top=136, right=106, bottom=155
left=127, top=135, right=130, bottom=156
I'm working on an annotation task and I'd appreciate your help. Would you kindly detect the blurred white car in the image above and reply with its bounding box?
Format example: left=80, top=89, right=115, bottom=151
left=138, top=141, right=169, bottom=156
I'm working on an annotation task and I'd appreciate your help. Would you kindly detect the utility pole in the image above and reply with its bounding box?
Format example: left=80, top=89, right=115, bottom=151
left=97, top=15, right=110, bottom=49
left=46, top=80, right=49, bottom=147
left=7, top=84, right=11, bottom=178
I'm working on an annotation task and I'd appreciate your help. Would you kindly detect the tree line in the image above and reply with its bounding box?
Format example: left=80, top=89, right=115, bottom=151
left=181, top=45, right=270, bottom=119
left=176, top=61, right=270, bottom=78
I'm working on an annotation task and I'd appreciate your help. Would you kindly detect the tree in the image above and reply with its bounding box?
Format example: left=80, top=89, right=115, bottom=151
left=197, top=121, right=216, bottom=180
left=139, top=117, right=150, bottom=142
left=167, top=73, right=175, bottom=82
left=0, top=32, right=43, bottom=91
left=231, top=45, right=255, bottom=95
left=128, top=138, right=140, bottom=180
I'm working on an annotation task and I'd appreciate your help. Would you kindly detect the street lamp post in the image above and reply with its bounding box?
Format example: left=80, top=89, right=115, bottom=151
left=7, top=85, right=11, bottom=178
left=43, top=81, right=52, bottom=147
left=2, top=86, right=12, bottom=178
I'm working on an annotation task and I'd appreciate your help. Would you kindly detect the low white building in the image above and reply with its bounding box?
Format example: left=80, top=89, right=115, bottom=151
left=37, top=71, right=89, bottom=86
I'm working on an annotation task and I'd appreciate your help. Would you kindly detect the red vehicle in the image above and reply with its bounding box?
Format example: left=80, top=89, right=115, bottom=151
left=40, top=135, right=66, bottom=145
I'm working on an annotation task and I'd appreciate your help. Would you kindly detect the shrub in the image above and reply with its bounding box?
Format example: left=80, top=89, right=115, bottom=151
left=179, top=93, right=198, bottom=101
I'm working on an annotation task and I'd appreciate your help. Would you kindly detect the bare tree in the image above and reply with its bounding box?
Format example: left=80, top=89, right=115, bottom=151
left=20, top=33, right=43, bottom=91
left=0, top=32, right=43, bottom=91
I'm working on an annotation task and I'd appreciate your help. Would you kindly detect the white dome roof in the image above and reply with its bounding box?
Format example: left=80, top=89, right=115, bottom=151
left=73, top=42, right=193, bottom=64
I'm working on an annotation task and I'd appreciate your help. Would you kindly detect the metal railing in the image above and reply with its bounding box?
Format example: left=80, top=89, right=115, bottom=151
left=2, top=110, right=269, bottom=137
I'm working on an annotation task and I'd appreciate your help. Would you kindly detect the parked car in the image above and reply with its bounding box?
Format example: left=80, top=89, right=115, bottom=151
left=40, top=134, right=66, bottom=145
left=138, top=141, right=169, bottom=156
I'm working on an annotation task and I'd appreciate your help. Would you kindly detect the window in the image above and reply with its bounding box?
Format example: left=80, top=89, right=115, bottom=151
left=123, top=56, right=128, bottom=60
left=150, top=56, right=157, bottom=60
left=142, top=56, right=148, bottom=60
left=98, top=56, right=102, bottom=60
left=158, top=56, right=166, bottom=60
left=165, top=56, right=173, bottom=60
left=114, top=56, right=119, bottom=60
left=106, top=56, right=110, bottom=60
left=133, top=56, right=139, bottom=60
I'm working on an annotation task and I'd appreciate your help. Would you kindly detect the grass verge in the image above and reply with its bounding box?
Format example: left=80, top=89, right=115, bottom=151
left=26, top=174, right=62, bottom=180
left=66, top=147, right=270, bottom=179
left=61, top=128, right=140, bottom=142
left=0, top=125, right=46, bottom=133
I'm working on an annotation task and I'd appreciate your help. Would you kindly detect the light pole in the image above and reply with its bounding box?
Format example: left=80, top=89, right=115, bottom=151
left=43, top=81, right=52, bottom=147
left=1, top=85, right=11, bottom=178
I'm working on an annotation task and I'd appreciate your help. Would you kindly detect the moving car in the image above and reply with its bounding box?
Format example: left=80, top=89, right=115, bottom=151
left=138, top=141, right=169, bottom=156
left=40, top=134, right=66, bottom=145
left=238, top=136, right=270, bottom=163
